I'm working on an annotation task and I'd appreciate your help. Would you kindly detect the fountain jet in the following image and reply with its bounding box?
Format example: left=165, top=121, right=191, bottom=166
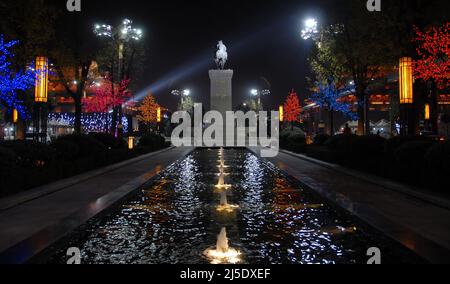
left=216, top=191, right=239, bottom=213
left=204, top=228, right=241, bottom=264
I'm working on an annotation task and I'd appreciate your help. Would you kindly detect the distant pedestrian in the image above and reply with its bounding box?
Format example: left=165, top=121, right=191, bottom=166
left=343, top=123, right=352, bottom=136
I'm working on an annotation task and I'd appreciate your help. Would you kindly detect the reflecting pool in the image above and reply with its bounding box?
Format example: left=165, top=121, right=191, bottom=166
left=38, top=148, right=423, bottom=264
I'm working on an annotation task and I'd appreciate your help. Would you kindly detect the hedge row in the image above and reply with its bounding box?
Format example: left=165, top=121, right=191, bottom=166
left=304, top=135, right=450, bottom=194
left=0, top=133, right=169, bottom=198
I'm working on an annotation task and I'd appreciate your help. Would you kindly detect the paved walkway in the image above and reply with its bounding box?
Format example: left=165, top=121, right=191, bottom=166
left=0, top=147, right=193, bottom=262
left=249, top=148, right=450, bottom=264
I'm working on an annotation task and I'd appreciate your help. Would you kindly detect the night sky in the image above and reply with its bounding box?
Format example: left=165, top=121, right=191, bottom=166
left=55, top=0, right=332, bottom=110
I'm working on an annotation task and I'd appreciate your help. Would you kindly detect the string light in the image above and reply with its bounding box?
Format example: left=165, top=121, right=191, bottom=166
left=0, top=35, right=35, bottom=119
left=48, top=113, right=129, bottom=133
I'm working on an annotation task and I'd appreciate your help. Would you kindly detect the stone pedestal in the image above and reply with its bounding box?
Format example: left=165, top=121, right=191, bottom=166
left=209, top=70, right=233, bottom=116
left=209, top=70, right=233, bottom=145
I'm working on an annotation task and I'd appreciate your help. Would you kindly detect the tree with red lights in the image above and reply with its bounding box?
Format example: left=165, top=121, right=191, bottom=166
left=413, top=22, right=450, bottom=134
left=83, top=76, right=132, bottom=113
left=83, top=76, right=132, bottom=133
left=283, top=90, right=302, bottom=130
left=413, top=23, right=450, bottom=89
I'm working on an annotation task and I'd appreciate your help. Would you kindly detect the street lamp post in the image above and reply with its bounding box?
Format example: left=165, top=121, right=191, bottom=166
left=250, top=89, right=270, bottom=111
left=172, top=89, right=191, bottom=111
left=94, top=19, right=143, bottom=138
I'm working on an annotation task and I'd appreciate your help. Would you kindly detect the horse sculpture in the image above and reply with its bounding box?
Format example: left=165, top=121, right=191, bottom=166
left=215, top=40, right=228, bottom=70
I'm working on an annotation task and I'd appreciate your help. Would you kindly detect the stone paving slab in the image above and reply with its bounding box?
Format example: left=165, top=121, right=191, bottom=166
left=249, top=147, right=450, bottom=264
left=0, top=147, right=194, bottom=257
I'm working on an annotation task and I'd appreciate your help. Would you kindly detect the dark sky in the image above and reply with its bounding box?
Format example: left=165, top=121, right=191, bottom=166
left=59, top=0, right=330, bottom=110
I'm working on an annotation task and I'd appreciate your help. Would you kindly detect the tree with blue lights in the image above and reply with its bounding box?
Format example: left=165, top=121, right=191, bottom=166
left=310, top=80, right=358, bottom=136
left=0, top=35, right=35, bottom=119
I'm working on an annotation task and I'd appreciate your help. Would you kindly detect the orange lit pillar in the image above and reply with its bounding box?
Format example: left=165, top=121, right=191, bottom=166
left=399, top=57, right=415, bottom=136
left=128, top=136, right=135, bottom=150
left=34, top=56, right=49, bottom=143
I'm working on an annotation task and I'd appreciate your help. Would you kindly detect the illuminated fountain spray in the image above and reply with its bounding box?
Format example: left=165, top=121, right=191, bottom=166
left=220, top=191, right=228, bottom=206
left=204, top=228, right=241, bottom=264
left=204, top=148, right=242, bottom=264
left=215, top=148, right=231, bottom=190
left=215, top=148, right=238, bottom=212
left=216, top=190, right=239, bottom=213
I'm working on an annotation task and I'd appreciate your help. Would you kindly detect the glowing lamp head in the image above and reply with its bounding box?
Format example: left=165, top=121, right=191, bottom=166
left=305, top=18, right=318, bottom=29
left=183, top=89, right=191, bottom=96
left=301, top=18, right=319, bottom=40
left=251, top=89, right=258, bottom=96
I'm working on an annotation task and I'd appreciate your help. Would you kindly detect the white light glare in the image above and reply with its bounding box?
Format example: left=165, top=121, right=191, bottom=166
left=301, top=18, right=318, bottom=40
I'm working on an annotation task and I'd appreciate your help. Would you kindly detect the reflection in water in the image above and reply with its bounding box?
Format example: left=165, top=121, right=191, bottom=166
left=42, top=149, right=423, bottom=264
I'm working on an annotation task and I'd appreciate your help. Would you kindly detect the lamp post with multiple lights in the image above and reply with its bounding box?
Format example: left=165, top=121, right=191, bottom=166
left=250, top=89, right=270, bottom=111
left=172, top=89, right=191, bottom=111
left=94, top=19, right=143, bottom=137
left=301, top=18, right=319, bottom=40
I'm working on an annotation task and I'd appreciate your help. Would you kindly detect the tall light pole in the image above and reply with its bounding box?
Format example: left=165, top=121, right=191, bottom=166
left=250, top=89, right=270, bottom=111
left=172, top=89, right=191, bottom=111
left=94, top=19, right=143, bottom=137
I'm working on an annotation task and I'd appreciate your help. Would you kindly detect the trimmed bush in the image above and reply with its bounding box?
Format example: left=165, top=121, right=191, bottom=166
left=0, top=140, right=56, bottom=168
left=385, top=136, right=429, bottom=156
left=0, top=146, right=18, bottom=168
left=0, top=146, right=21, bottom=197
left=315, top=135, right=386, bottom=172
left=55, top=134, right=107, bottom=159
left=89, top=133, right=127, bottom=150
left=313, top=134, right=331, bottom=146
left=0, top=132, right=169, bottom=198
left=52, top=139, right=80, bottom=161
left=425, top=141, right=450, bottom=191
left=138, top=133, right=167, bottom=150
left=280, top=129, right=307, bottom=153
left=395, top=141, right=434, bottom=184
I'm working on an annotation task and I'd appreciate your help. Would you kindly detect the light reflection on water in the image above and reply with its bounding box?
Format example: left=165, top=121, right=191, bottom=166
left=44, top=149, right=420, bottom=264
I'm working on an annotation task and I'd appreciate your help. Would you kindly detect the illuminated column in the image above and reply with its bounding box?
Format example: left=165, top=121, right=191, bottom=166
left=399, top=57, right=415, bottom=136
left=279, top=105, right=284, bottom=122
left=399, top=57, right=413, bottom=105
left=34, top=56, right=49, bottom=143
left=157, top=107, right=161, bottom=123
left=424, top=104, right=430, bottom=121
left=156, top=107, right=162, bottom=134
left=13, top=109, right=18, bottom=123
left=35, top=57, right=49, bottom=103
left=128, top=136, right=135, bottom=150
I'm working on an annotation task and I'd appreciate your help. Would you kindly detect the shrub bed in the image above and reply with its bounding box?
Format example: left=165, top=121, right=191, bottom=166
left=280, top=129, right=307, bottom=154
left=424, top=141, right=450, bottom=192
left=302, top=134, right=446, bottom=194
left=0, top=132, right=169, bottom=198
